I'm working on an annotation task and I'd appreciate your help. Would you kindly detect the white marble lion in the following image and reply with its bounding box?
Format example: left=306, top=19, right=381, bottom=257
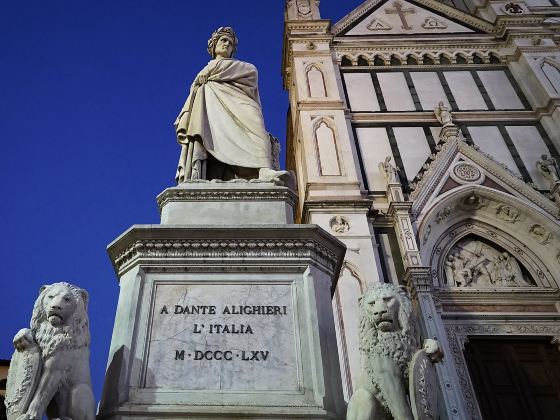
left=5, top=282, right=95, bottom=420
left=347, top=283, right=443, bottom=420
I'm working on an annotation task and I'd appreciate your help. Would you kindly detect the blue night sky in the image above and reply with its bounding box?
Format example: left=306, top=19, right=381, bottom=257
left=0, top=0, right=363, bottom=402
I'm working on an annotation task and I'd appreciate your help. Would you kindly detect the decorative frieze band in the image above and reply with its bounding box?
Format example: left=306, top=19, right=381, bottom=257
left=111, top=236, right=340, bottom=277
left=157, top=187, right=298, bottom=213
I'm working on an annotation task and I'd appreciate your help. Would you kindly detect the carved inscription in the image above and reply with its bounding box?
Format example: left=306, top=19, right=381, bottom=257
left=145, top=283, right=297, bottom=391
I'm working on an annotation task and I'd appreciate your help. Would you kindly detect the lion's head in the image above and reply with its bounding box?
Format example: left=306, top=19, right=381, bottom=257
left=30, top=282, right=90, bottom=360
left=358, top=283, right=420, bottom=408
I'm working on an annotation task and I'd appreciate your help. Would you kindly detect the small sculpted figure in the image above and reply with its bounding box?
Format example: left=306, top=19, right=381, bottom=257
left=378, top=156, right=400, bottom=184
left=174, top=26, right=290, bottom=185
left=434, top=101, right=453, bottom=127
left=5, top=282, right=95, bottom=420
left=536, top=154, right=560, bottom=184
left=330, top=215, right=350, bottom=233
left=347, top=283, right=443, bottom=420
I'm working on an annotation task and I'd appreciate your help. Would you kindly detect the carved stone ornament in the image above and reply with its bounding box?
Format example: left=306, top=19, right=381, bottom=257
left=529, top=224, right=552, bottom=244
left=435, top=204, right=455, bottom=224
left=330, top=215, right=350, bottom=233
left=444, top=237, right=534, bottom=288
left=460, top=194, right=486, bottom=211
left=367, top=18, right=392, bottom=31
left=423, top=224, right=432, bottom=245
left=5, top=339, right=41, bottom=420
left=347, top=283, right=444, bottom=420
left=503, top=2, right=524, bottom=14
left=5, top=282, right=95, bottom=420
left=409, top=348, right=440, bottom=420
left=297, top=0, right=311, bottom=16
left=421, top=16, right=447, bottom=29
left=450, top=162, right=483, bottom=184
left=495, top=203, right=520, bottom=223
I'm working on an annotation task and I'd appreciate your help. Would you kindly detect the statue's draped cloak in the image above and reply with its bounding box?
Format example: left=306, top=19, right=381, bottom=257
left=175, top=58, right=272, bottom=175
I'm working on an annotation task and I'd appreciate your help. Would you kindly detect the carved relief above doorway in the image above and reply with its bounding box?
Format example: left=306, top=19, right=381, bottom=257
left=444, top=236, right=535, bottom=288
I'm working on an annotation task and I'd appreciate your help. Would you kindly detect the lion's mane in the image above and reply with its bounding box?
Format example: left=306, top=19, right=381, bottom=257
left=30, top=282, right=90, bottom=360
left=358, top=283, right=420, bottom=411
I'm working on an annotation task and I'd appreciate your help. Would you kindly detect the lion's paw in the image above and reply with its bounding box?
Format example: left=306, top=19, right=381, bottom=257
left=13, top=328, right=34, bottom=352
left=423, top=338, right=444, bottom=363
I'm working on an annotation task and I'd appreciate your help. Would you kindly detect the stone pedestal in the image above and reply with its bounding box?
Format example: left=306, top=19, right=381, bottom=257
left=98, top=183, right=346, bottom=419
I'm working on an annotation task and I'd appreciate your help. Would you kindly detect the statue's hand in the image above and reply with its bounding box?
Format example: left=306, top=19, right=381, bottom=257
left=196, top=74, right=209, bottom=85
left=423, top=338, right=444, bottom=363
left=13, top=328, right=34, bottom=352
left=177, top=129, right=187, bottom=141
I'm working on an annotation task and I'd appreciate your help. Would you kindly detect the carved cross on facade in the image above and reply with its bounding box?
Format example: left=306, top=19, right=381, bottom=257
left=385, top=1, right=416, bottom=30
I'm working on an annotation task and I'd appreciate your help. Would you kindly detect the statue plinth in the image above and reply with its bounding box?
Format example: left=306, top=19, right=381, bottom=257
left=439, top=124, right=461, bottom=142
left=99, top=183, right=346, bottom=420
left=157, top=181, right=297, bottom=225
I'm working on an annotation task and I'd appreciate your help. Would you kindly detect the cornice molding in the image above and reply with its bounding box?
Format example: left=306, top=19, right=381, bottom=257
left=157, top=187, right=298, bottom=214
left=331, top=0, right=495, bottom=36
left=410, top=138, right=560, bottom=219
left=107, top=225, right=346, bottom=278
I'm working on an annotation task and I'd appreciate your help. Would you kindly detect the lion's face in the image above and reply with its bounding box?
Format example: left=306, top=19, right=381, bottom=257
left=42, top=285, right=78, bottom=327
left=30, top=282, right=90, bottom=360
left=362, top=288, right=400, bottom=332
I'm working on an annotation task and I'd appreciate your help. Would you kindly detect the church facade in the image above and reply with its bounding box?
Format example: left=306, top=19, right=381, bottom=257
left=283, top=0, right=560, bottom=418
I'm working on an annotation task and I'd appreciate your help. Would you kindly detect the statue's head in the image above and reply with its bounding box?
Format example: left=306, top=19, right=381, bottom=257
left=207, top=27, right=238, bottom=59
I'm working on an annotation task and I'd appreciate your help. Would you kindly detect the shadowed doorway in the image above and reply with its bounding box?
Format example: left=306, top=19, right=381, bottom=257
left=464, top=337, right=560, bottom=420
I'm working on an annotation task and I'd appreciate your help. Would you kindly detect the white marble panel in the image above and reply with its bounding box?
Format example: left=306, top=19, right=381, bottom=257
left=477, top=71, right=523, bottom=110
left=506, top=126, right=550, bottom=188
left=410, top=72, right=450, bottom=110
left=145, top=282, right=297, bottom=391
left=316, top=121, right=341, bottom=175
left=468, top=126, right=520, bottom=175
left=378, top=73, right=415, bottom=111
left=307, top=66, right=326, bottom=98
left=430, top=126, right=442, bottom=143
left=334, top=269, right=362, bottom=398
left=343, top=73, right=379, bottom=111
left=393, top=127, right=431, bottom=180
left=355, top=127, right=394, bottom=190
left=444, top=71, right=487, bottom=110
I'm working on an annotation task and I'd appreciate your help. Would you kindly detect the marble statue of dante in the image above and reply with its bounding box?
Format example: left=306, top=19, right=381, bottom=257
left=174, top=27, right=289, bottom=183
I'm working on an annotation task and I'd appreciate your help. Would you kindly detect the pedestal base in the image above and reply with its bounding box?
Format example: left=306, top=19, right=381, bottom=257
left=99, top=185, right=346, bottom=419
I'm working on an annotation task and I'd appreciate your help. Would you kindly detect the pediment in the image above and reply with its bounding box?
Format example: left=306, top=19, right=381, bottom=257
left=332, top=0, right=493, bottom=36
left=409, top=138, right=560, bottom=220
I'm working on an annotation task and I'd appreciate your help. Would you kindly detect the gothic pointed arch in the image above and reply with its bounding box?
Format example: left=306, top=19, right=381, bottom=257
left=312, top=117, right=343, bottom=176
left=333, top=260, right=365, bottom=400
left=418, top=185, right=560, bottom=288
left=305, top=63, right=327, bottom=97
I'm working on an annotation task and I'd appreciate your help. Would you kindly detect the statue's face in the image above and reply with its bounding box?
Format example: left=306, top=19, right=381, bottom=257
left=215, top=35, right=234, bottom=59
left=364, top=292, right=400, bottom=332
left=43, top=286, right=77, bottom=326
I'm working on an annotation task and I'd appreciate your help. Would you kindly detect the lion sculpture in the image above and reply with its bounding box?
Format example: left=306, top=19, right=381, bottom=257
left=347, top=283, right=443, bottom=420
left=5, top=282, right=95, bottom=420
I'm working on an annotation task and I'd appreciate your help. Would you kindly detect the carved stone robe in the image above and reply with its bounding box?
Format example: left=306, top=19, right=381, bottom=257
left=174, top=58, right=272, bottom=182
